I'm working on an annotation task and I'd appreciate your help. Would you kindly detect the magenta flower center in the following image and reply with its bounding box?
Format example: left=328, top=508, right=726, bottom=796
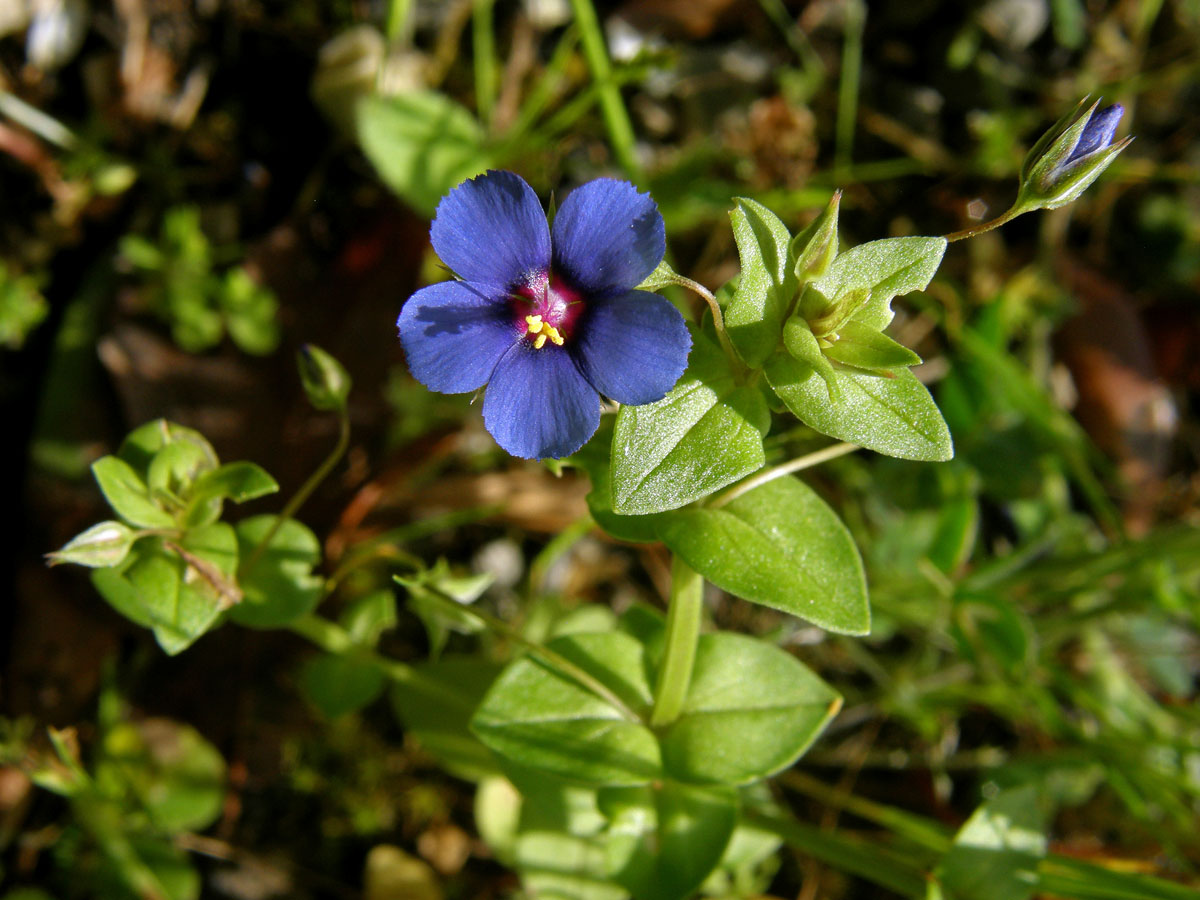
left=512, top=271, right=585, bottom=348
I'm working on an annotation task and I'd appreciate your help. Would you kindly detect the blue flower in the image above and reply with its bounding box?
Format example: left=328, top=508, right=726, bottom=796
left=1065, top=103, right=1123, bottom=164
left=397, top=171, right=691, bottom=459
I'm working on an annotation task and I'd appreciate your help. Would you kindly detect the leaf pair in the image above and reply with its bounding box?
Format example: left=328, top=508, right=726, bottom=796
left=471, top=629, right=840, bottom=788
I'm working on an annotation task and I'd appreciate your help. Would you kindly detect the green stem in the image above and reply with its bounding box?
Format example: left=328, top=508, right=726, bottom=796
left=650, top=557, right=703, bottom=728
left=472, top=0, right=496, bottom=128
left=944, top=204, right=1022, bottom=242
left=834, top=0, right=865, bottom=171
left=288, top=612, right=418, bottom=683
left=238, top=409, right=350, bottom=580
left=384, top=0, right=413, bottom=42
left=567, top=0, right=640, bottom=177
left=672, top=273, right=742, bottom=371
left=709, top=442, right=859, bottom=508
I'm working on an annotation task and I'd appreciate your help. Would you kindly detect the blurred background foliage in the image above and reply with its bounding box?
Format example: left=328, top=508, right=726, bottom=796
left=1, top=0, right=1198, bottom=897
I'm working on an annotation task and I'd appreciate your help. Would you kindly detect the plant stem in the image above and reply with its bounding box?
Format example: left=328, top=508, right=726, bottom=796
left=288, top=612, right=418, bottom=683
left=472, top=0, right=496, bottom=129
left=385, top=0, right=413, bottom=43
left=567, top=0, right=640, bottom=178
left=238, top=409, right=350, bottom=580
left=672, top=273, right=742, bottom=371
left=944, top=204, right=1022, bottom=242
left=834, top=0, right=865, bottom=171
left=710, top=442, right=859, bottom=508
left=650, top=557, right=703, bottom=728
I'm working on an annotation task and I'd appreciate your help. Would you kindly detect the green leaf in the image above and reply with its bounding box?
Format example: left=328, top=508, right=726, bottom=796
left=117, top=420, right=218, bottom=480
left=398, top=562, right=491, bottom=657
left=90, top=525, right=236, bottom=655
left=602, top=781, right=737, bottom=900
left=185, top=461, right=279, bottom=527
left=392, top=657, right=504, bottom=781
left=356, top=92, right=491, bottom=217
left=585, top=462, right=665, bottom=543
left=99, top=718, right=226, bottom=832
left=660, top=633, right=840, bottom=784
left=938, top=786, right=1047, bottom=900
left=300, top=653, right=387, bottom=718
left=472, top=631, right=661, bottom=786
left=114, top=836, right=200, bottom=900
left=700, top=813, right=784, bottom=897
left=170, top=522, right=240, bottom=647
left=811, top=236, right=946, bottom=332
left=48, top=520, right=139, bottom=569
left=341, top=588, right=398, bottom=645
left=635, top=258, right=682, bottom=292
left=725, top=199, right=795, bottom=368
left=229, top=516, right=323, bottom=628
left=782, top=314, right=842, bottom=402
left=146, top=436, right=218, bottom=503
left=91, top=456, right=176, bottom=528
left=765, top=354, right=954, bottom=461
left=822, top=320, right=922, bottom=370
left=220, top=267, right=279, bottom=355
left=92, top=549, right=179, bottom=634
left=514, top=830, right=626, bottom=900
left=611, top=328, right=768, bottom=515
left=658, top=476, right=869, bottom=634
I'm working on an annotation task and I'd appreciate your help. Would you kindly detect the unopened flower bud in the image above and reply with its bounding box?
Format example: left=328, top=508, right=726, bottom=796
left=298, top=343, right=351, bottom=412
left=791, top=190, right=841, bottom=284
left=1016, top=98, right=1132, bottom=212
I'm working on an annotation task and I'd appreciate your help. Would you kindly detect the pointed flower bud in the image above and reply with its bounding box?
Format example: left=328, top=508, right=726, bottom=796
left=298, top=343, right=352, bottom=412
left=790, top=190, right=841, bottom=284
left=1016, top=98, right=1132, bottom=212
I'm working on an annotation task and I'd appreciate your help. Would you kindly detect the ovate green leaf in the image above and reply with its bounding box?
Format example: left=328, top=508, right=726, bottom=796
left=356, top=92, right=491, bottom=217
left=472, top=631, right=660, bottom=786
left=91, top=456, right=175, bottom=529
left=725, top=199, right=795, bottom=367
left=230, top=515, right=323, bottom=628
left=300, top=653, right=386, bottom=718
left=765, top=353, right=953, bottom=461
left=660, top=633, right=840, bottom=784
left=811, top=236, right=946, bottom=331
left=611, top=328, right=768, bottom=515
left=602, top=781, right=737, bottom=900
left=822, top=320, right=922, bottom=370
left=937, top=786, right=1047, bottom=900
left=658, top=476, right=868, bottom=634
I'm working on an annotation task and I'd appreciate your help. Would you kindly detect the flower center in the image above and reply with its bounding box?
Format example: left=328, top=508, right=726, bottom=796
left=513, top=272, right=585, bottom=349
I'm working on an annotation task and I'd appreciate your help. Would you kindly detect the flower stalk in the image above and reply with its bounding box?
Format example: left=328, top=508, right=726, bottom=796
left=650, top=557, right=704, bottom=728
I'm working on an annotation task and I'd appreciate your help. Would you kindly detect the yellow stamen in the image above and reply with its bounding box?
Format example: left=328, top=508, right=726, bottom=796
left=524, top=314, right=565, bottom=348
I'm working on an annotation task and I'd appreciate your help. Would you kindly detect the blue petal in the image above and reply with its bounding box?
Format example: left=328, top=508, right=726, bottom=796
left=571, top=290, right=691, bottom=405
left=397, top=280, right=519, bottom=393
left=1070, top=103, right=1123, bottom=161
left=551, top=179, right=665, bottom=297
left=482, top=343, right=600, bottom=459
left=430, top=171, right=551, bottom=291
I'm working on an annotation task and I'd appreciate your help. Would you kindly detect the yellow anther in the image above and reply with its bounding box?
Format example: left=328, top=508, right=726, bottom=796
left=524, top=315, right=564, bottom=349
